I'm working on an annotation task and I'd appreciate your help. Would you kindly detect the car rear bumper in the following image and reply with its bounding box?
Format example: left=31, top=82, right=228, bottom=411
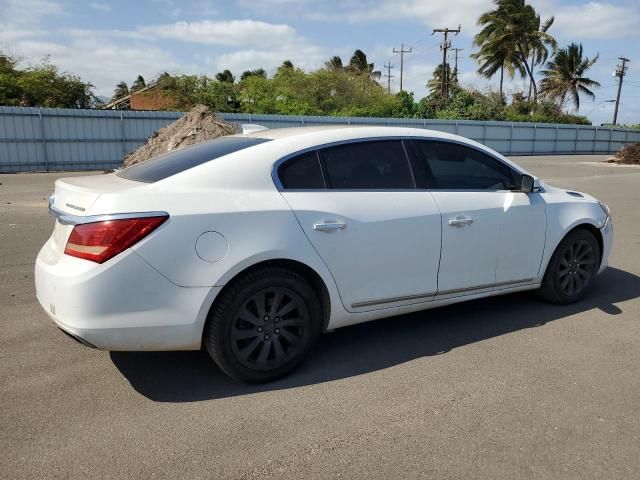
left=35, top=238, right=219, bottom=351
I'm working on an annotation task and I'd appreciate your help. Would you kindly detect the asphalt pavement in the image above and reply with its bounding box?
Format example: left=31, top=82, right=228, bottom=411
left=1, top=155, right=639, bottom=479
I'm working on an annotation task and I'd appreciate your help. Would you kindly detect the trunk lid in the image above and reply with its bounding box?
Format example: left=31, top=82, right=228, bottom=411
left=51, top=173, right=136, bottom=215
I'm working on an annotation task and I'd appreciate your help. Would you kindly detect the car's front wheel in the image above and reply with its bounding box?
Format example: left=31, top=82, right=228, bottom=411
left=538, top=228, right=601, bottom=304
left=204, top=266, right=322, bottom=383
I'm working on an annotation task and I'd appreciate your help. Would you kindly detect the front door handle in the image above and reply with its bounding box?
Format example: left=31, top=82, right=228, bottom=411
left=448, top=216, right=474, bottom=227
left=314, top=222, right=346, bottom=233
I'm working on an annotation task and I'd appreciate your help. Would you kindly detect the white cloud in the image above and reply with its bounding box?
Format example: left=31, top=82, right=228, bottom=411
left=89, top=2, right=112, bottom=12
left=0, top=0, right=62, bottom=23
left=304, top=0, right=485, bottom=35
left=210, top=41, right=326, bottom=76
left=551, top=2, right=640, bottom=39
left=0, top=0, right=62, bottom=54
left=6, top=34, right=185, bottom=97
left=140, top=20, right=296, bottom=47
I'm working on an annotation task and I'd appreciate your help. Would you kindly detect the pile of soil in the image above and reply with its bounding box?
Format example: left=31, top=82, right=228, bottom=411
left=123, top=105, right=236, bottom=167
left=609, top=143, right=640, bottom=165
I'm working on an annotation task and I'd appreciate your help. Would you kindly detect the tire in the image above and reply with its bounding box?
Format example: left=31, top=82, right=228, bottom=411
left=538, top=228, right=601, bottom=305
left=204, top=266, right=323, bottom=383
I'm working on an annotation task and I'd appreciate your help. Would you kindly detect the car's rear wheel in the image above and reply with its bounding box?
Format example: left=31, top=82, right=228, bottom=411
left=538, top=228, right=600, bottom=304
left=204, top=266, right=322, bottom=383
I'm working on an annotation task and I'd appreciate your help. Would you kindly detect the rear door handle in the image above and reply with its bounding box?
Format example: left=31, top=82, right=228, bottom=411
left=313, top=222, right=346, bottom=233
left=448, top=216, right=474, bottom=227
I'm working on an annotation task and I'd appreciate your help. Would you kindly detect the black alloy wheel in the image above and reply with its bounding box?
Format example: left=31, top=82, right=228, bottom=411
left=230, top=287, right=311, bottom=371
left=204, top=266, right=322, bottom=383
left=539, top=228, right=600, bottom=304
left=556, top=238, right=596, bottom=296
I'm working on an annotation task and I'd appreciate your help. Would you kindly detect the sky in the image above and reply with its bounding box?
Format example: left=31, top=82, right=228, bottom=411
left=1, top=0, right=639, bottom=125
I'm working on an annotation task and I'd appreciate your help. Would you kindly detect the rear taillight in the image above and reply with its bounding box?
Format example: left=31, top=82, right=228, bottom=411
left=64, top=215, right=168, bottom=264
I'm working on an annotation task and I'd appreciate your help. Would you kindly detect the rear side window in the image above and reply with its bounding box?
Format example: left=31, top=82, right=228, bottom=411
left=319, top=140, right=414, bottom=189
left=278, top=151, right=325, bottom=189
left=411, top=140, right=518, bottom=190
left=117, top=137, right=271, bottom=183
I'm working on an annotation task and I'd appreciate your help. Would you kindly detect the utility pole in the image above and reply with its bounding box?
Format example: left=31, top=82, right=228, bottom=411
left=432, top=26, right=461, bottom=97
left=451, top=47, right=463, bottom=84
left=393, top=44, right=412, bottom=92
left=383, top=61, right=395, bottom=94
left=613, top=57, right=630, bottom=126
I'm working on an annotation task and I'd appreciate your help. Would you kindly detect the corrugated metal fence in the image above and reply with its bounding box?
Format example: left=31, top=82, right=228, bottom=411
left=1, top=106, right=639, bottom=173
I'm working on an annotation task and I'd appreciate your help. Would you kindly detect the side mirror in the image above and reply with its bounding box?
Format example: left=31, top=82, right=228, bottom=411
left=520, top=174, right=535, bottom=193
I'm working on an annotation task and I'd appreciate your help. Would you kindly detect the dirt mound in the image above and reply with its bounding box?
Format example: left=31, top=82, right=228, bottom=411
left=609, top=143, right=640, bottom=165
left=123, top=105, right=236, bottom=168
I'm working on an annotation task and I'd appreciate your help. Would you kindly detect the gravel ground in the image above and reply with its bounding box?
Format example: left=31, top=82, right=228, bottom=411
left=1, top=155, right=639, bottom=479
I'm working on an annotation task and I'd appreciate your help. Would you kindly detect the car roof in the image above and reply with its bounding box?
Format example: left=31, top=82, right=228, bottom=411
left=238, top=125, right=524, bottom=171
left=242, top=125, right=455, bottom=141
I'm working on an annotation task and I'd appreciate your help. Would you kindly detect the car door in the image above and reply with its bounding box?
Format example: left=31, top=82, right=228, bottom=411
left=278, top=140, right=442, bottom=312
left=410, top=140, right=546, bottom=297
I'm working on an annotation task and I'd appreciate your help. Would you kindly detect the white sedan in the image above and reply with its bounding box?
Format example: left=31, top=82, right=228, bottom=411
left=35, top=126, right=613, bottom=382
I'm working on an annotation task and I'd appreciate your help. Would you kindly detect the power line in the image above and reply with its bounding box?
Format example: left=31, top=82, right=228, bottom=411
left=392, top=44, right=412, bottom=92
left=613, top=56, right=630, bottom=125
left=432, top=25, right=461, bottom=96
left=383, top=61, right=395, bottom=94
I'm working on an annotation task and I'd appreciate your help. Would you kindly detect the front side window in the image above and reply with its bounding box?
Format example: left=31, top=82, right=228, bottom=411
left=411, top=140, right=519, bottom=190
left=278, top=151, right=324, bottom=189
left=319, top=140, right=414, bottom=189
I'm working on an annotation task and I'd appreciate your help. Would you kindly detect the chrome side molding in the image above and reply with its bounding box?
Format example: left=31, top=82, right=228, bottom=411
left=351, top=291, right=437, bottom=309
left=350, top=278, right=536, bottom=309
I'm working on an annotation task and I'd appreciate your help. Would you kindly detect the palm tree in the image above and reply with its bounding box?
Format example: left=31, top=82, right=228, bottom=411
left=526, top=15, right=555, bottom=99
left=472, top=0, right=556, bottom=101
left=130, top=75, right=146, bottom=93
left=324, top=56, right=343, bottom=71
left=215, top=69, right=235, bottom=83
left=540, top=43, right=600, bottom=111
left=472, top=2, right=524, bottom=98
left=111, top=81, right=129, bottom=102
left=347, top=50, right=381, bottom=80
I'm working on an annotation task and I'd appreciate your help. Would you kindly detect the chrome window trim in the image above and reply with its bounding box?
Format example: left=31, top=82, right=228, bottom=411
left=271, top=135, right=524, bottom=192
left=49, top=204, right=169, bottom=226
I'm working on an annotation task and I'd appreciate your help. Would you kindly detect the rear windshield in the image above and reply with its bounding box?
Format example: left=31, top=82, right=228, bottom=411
left=117, top=136, right=271, bottom=183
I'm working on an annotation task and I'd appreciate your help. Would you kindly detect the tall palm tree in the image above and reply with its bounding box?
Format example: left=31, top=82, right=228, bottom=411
left=472, top=9, right=523, bottom=99
left=347, top=50, right=381, bottom=80
left=527, top=15, right=555, bottom=99
left=472, top=0, right=556, bottom=101
left=540, top=43, right=600, bottom=111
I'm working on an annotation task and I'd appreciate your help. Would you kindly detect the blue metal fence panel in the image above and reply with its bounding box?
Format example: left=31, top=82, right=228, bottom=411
left=1, top=106, right=639, bottom=172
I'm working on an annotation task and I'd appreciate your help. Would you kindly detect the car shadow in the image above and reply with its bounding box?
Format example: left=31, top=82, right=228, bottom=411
left=110, top=267, right=639, bottom=402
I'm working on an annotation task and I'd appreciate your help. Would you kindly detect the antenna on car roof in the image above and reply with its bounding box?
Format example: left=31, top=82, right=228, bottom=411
left=241, top=124, right=269, bottom=135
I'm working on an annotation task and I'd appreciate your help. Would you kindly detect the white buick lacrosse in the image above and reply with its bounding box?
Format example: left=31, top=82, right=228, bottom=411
left=36, top=126, right=613, bottom=382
